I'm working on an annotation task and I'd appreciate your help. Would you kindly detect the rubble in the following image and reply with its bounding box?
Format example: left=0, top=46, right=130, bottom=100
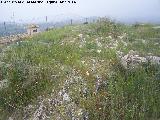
left=120, top=50, right=160, bottom=69
left=17, top=69, right=89, bottom=120
left=0, top=34, right=29, bottom=45
left=146, top=56, right=160, bottom=64
left=120, top=50, right=146, bottom=69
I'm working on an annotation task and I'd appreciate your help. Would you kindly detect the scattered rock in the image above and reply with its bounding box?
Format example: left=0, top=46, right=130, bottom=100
left=63, top=93, right=70, bottom=102
left=120, top=50, right=160, bottom=69
left=33, top=102, right=48, bottom=120
left=0, top=79, right=9, bottom=89
left=146, top=56, right=160, bottom=64
left=120, top=50, right=147, bottom=69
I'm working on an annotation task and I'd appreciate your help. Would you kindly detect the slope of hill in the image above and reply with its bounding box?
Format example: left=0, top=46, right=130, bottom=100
left=0, top=19, right=160, bottom=120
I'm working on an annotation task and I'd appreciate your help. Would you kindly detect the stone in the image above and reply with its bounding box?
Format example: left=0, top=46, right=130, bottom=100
left=146, top=56, right=160, bottom=64
left=120, top=50, right=147, bottom=69
left=63, top=93, right=70, bottom=102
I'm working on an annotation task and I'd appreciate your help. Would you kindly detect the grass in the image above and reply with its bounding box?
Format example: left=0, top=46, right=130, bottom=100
left=0, top=19, right=160, bottom=120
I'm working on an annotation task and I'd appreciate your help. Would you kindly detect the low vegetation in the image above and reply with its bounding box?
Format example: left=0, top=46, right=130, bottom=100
left=0, top=19, right=160, bottom=120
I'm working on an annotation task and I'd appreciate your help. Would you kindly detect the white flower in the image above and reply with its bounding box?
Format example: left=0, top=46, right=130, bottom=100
left=97, top=42, right=102, bottom=47
left=86, top=71, right=89, bottom=76
left=78, top=34, right=83, bottom=38
left=78, top=109, right=83, bottom=116
left=108, top=36, right=112, bottom=39
left=79, top=45, right=83, bottom=48
left=81, top=61, right=85, bottom=64
left=97, top=49, right=101, bottom=53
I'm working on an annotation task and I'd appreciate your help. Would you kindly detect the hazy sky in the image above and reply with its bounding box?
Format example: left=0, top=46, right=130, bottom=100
left=0, top=0, right=160, bottom=23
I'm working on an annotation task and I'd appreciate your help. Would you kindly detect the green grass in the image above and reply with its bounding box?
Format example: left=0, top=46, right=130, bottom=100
left=0, top=19, right=160, bottom=120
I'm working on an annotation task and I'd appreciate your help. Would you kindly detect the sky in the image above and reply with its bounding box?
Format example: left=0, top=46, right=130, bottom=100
left=0, top=0, right=160, bottom=23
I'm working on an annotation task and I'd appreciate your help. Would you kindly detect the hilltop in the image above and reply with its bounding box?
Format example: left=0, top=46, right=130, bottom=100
left=0, top=19, right=160, bottom=120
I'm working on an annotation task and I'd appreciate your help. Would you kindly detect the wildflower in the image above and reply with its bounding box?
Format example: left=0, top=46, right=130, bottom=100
left=97, top=49, right=101, bottom=53
left=86, top=71, right=89, bottom=76
left=78, top=34, right=83, bottom=39
left=108, top=36, right=112, bottom=39
left=81, top=61, right=85, bottom=64
left=79, top=45, right=82, bottom=48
